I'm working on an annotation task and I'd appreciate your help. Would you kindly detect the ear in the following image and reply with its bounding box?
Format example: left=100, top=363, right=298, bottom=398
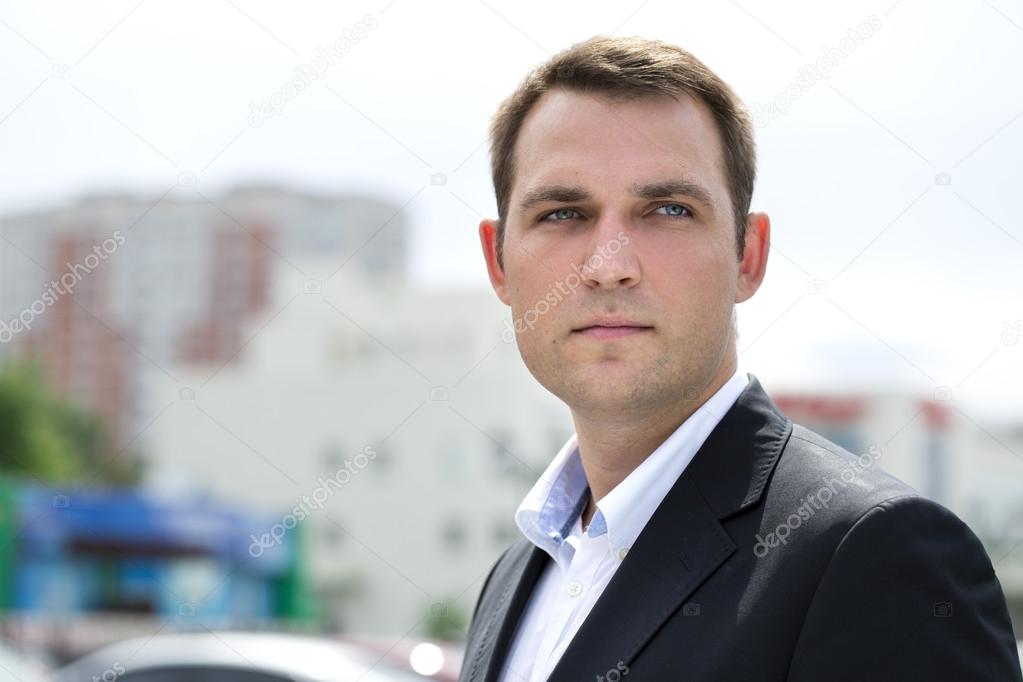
left=479, top=219, right=511, bottom=306
left=735, top=211, right=770, bottom=304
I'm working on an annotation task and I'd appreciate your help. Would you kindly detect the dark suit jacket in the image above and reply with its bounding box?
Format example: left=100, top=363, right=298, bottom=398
left=460, top=374, right=1022, bottom=681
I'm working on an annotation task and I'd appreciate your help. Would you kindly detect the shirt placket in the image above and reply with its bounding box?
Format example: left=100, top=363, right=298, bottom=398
left=530, top=527, right=608, bottom=682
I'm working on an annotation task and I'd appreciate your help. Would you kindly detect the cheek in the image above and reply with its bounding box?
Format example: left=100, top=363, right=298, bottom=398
left=504, top=248, right=574, bottom=316
left=504, top=271, right=553, bottom=338
left=644, top=236, right=727, bottom=281
left=505, top=262, right=536, bottom=315
left=644, top=245, right=736, bottom=315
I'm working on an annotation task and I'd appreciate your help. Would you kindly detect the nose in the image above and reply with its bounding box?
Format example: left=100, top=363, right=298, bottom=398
left=578, top=219, right=640, bottom=290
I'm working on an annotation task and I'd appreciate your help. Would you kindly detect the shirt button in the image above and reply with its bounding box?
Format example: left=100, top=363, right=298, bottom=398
left=566, top=581, right=583, bottom=597
left=618, top=547, right=630, bottom=560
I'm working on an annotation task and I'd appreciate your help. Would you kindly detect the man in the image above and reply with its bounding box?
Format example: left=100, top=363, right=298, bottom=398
left=461, top=35, right=1022, bottom=681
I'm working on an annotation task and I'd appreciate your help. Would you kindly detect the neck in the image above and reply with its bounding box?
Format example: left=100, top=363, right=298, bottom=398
left=573, top=356, right=737, bottom=509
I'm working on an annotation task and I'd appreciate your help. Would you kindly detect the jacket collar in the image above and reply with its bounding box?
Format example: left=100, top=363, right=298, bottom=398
left=685, top=372, right=793, bottom=520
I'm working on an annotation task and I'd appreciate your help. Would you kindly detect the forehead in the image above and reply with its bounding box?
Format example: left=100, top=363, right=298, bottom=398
left=511, top=88, right=728, bottom=206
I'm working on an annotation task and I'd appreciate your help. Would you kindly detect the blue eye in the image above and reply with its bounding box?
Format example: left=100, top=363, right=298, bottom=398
left=540, top=208, right=581, bottom=222
left=654, top=203, right=693, bottom=218
left=539, top=204, right=692, bottom=222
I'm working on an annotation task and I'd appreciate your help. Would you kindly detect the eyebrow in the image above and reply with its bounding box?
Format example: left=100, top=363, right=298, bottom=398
left=517, top=178, right=717, bottom=213
left=518, top=185, right=590, bottom=212
left=632, top=179, right=717, bottom=210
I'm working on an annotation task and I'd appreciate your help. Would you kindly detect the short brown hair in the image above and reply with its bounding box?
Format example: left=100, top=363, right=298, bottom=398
left=488, top=35, right=756, bottom=269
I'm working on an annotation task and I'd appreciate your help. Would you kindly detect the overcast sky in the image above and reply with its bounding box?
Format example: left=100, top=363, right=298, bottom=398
left=1, top=0, right=1021, bottom=422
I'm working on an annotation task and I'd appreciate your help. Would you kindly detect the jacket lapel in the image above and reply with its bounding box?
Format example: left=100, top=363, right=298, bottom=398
left=462, top=538, right=550, bottom=682
left=544, top=472, right=734, bottom=680
left=545, top=373, right=792, bottom=679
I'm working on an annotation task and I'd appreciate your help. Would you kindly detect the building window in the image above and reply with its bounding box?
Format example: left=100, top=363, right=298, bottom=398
left=438, top=438, right=466, bottom=480
left=493, top=520, right=518, bottom=547
left=322, top=523, right=345, bottom=549
left=442, top=518, right=467, bottom=553
left=322, top=441, right=347, bottom=474
left=489, top=428, right=518, bottom=477
left=370, top=441, right=389, bottom=476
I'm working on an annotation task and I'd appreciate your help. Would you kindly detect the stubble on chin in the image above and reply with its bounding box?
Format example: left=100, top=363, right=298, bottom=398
left=531, top=344, right=679, bottom=415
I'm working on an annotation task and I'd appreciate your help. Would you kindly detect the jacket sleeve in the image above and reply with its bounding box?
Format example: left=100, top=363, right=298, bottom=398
left=786, top=494, right=1022, bottom=682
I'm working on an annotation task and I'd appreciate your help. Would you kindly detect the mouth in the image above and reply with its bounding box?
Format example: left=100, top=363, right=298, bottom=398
left=571, top=324, right=653, bottom=340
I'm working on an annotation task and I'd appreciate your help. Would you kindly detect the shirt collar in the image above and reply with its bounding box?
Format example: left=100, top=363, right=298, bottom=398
left=513, top=429, right=596, bottom=562
left=514, top=369, right=749, bottom=562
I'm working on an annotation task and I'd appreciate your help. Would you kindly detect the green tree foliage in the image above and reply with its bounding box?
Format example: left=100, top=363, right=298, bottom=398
left=422, top=597, right=469, bottom=642
left=0, top=363, right=139, bottom=485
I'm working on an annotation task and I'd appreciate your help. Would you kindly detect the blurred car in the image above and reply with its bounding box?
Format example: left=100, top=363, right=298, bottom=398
left=51, top=632, right=431, bottom=682
left=0, top=639, right=52, bottom=681
left=339, top=635, right=463, bottom=681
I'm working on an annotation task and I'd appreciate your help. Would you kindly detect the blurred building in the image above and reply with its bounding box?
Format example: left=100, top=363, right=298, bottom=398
left=0, top=186, right=406, bottom=446
left=141, top=260, right=565, bottom=634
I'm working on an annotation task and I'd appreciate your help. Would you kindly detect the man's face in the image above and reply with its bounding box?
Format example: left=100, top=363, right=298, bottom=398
left=481, top=88, right=767, bottom=416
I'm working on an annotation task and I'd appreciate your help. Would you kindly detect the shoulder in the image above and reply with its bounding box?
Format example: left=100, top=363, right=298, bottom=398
left=765, top=422, right=997, bottom=571
left=747, top=421, right=946, bottom=561
left=772, top=422, right=922, bottom=519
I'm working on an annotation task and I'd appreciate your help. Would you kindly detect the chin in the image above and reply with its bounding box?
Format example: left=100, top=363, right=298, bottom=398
left=557, top=372, right=643, bottom=403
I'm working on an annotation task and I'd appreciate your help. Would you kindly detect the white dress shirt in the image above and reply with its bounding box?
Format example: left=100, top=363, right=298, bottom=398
left=499, top=369, right=749, bottom=682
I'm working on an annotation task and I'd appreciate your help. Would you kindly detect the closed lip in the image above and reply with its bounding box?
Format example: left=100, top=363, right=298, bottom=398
left=572, top=316, right=652, bottom=331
